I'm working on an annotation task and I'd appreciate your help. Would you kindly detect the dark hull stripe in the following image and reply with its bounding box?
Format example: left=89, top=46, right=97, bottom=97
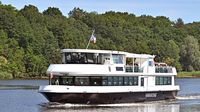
left=41, top=91, right=178, bottom=104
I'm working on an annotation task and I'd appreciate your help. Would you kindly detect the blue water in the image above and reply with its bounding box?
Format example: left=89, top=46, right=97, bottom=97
left=0, top=78, right=200, bottom=112
left=176, top=78, right=200, bottom=96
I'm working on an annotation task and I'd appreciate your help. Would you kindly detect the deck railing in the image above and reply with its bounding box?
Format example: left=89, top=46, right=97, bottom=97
left=125, top=66, right=143, bottom=73
left=125, top=66, right=173, bottom=73
left=155, top=66, right=173, bottom=73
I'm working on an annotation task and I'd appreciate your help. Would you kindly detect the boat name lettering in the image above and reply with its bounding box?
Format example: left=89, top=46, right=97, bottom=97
left=145, top=93, right=157, bottom=97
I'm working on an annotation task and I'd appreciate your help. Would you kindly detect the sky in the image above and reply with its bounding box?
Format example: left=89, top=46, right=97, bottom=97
left=1, top=0, right=200, bottom=23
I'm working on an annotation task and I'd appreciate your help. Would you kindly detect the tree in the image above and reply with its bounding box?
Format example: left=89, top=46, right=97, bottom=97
left=0, top=30, right=13, bottom=79
left=0, top=30, right=7, bottom=54
left=68, top=7, right=87, bottom=20
left=43, top=7, right=63, bottom=17
left=180, top=36, right=200, bottom=71
left=6, top=38, right=25, bottom=78
left=19, top=5, right=41, bottom=23
left=163, top=40, right=181, bottom=71
left=174, top=18, right=184, bottom=28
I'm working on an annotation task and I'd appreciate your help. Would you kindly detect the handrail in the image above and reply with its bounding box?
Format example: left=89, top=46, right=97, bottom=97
left=125, top=65, right=143, bottom=73
left=155, top=66, right=173, bottom=73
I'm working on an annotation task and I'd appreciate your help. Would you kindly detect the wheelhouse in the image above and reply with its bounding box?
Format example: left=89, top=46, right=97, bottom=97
left=61, top=49, right=125, bottom=65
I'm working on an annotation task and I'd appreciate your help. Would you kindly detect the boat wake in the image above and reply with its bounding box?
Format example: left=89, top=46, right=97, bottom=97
left=40, top=94, right=200, bottom=109
left=40, top=102, right=142, bottom=108
left=176, top=94, right=200, bottom=100
left=40, top=101, right=175, bottom=109
left=40, top=102, right=181, bottom=112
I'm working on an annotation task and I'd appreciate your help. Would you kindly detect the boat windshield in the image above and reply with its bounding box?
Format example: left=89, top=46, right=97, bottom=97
left=64, top=52, right=105, bottom=64
left=112, top=54, right=123, bottom=64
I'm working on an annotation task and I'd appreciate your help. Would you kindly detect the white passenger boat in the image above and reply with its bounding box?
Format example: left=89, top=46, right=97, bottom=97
left=39, top=49, right=180, bottom=104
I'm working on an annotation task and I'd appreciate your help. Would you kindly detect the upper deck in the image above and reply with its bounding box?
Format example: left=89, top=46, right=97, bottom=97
left=47, top=49, right=177, bottom=76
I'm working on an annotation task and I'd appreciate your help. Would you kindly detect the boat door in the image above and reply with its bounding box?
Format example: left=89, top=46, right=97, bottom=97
left=140, top=77, right=148, bottom=89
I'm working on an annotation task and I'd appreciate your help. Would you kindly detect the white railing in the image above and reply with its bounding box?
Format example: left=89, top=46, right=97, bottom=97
left=125, top=65, right=143, bottom=73
left=155, top=66, right=173, bottom=73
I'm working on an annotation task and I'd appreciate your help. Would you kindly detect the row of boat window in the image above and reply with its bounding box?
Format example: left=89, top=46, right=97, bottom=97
left=51, top=76, right=172, bottom=86
left=51, top=76, right=138, bottom=86
left=155, top=76, right=172, bottom=85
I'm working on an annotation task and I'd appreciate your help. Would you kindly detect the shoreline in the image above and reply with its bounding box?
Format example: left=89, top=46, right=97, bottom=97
left=176, top=76, right=200, bottom=78
left=177, top=71, right=200, bottom=78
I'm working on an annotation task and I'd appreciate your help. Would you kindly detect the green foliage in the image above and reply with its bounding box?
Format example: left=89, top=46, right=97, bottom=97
left=0, top=3, right=200, bottom=79
left=19, top=5, right=40, bottom=23
left=177, top=71, right=200, bottom=77
left=163, top=40, right=181, bottom=71
left=68, top=7, right=87, bottom=20
left=43, top=7, right=63, bottom=17
left=174, top=18, right=184, bottom=28
left=180, top=36, right=200, bottom=71
left=0, top=71, right=13, bottom=79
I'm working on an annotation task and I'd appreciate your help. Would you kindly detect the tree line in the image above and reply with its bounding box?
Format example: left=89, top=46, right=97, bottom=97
left=0, top=3, right=200, bottom=79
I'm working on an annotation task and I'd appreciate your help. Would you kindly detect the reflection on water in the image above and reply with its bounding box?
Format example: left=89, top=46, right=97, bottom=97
left=0, top=80, right=47, bottom=90
left=40, top=102, right=180, bottom=112
left=40, top=99, right=200, bottom=112
left=180, top=104, right=200, bottom=112
left=0, top=79, right=48, bottom=86
left=0, top=85, right=38, bottom=90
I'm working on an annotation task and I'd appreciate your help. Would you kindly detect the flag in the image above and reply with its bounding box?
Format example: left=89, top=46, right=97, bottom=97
left=86, top=29, right=96, bottom=49
left=90, top=33, right=96, bottom=43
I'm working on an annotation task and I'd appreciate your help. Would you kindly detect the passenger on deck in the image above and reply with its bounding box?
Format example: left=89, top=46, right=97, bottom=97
left=55, top=79, right=59, bottom=85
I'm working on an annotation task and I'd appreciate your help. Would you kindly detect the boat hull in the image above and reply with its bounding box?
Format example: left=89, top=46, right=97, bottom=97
left=40, top=91, right=178, bottom=104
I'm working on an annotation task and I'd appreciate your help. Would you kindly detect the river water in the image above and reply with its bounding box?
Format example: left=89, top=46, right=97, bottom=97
left=0, top=78, right=200, bottom=112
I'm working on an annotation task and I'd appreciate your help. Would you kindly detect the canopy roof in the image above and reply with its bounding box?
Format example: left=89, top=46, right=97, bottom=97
left=61, top=49, right=155, bottom=58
